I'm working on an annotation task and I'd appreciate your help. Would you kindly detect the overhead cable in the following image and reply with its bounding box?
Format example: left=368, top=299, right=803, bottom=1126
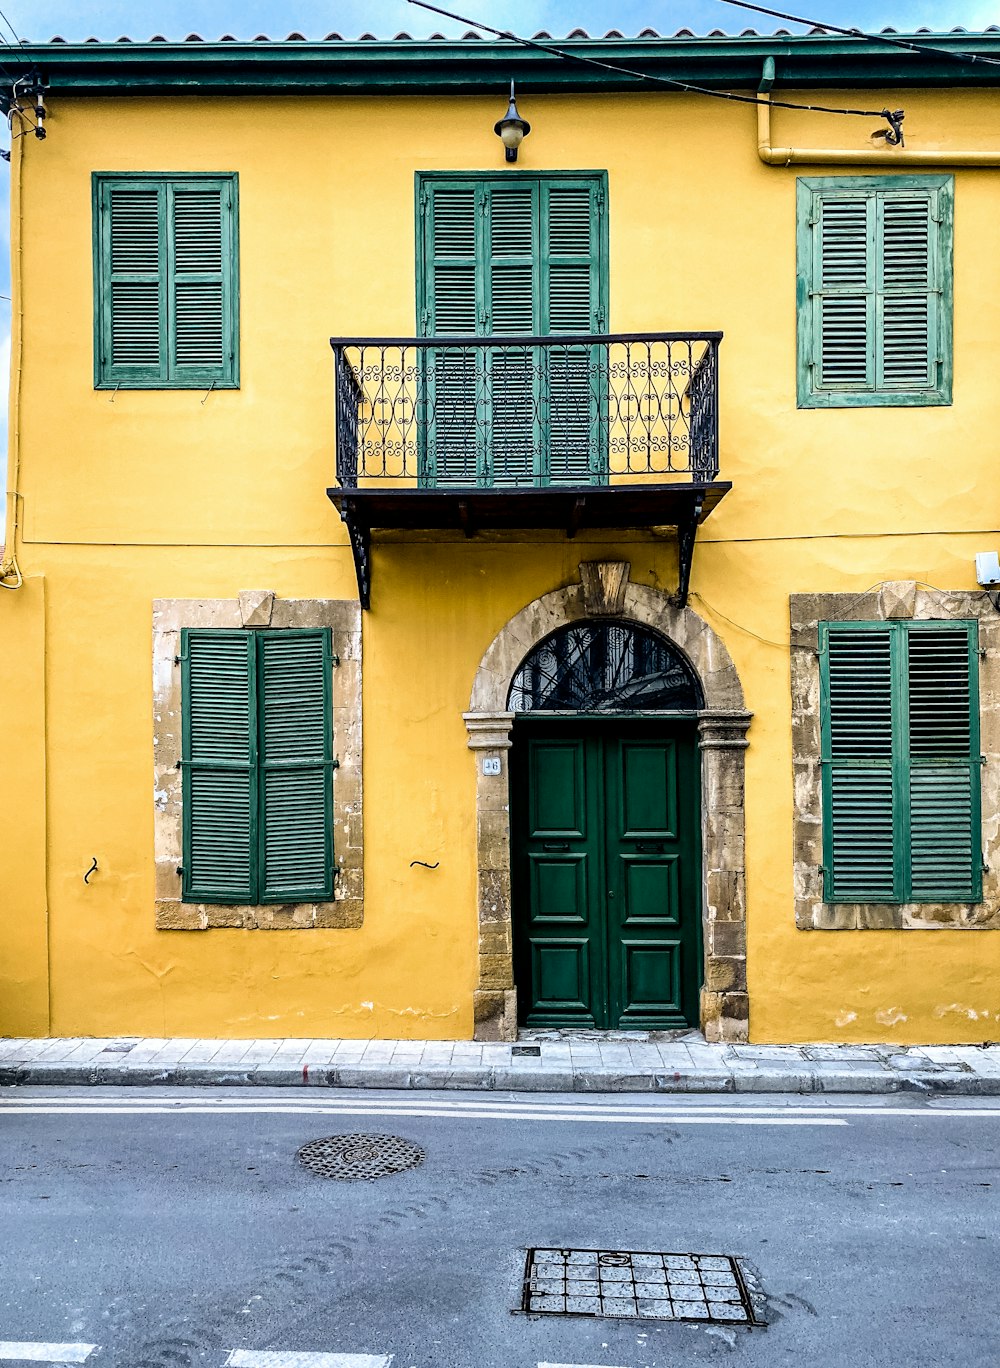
left=713, top=0, right=1000, bottom=67
left=407, top=0, right=901, bottom=121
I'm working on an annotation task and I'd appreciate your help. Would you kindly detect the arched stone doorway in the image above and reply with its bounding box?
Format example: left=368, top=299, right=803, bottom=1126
left=464, top=561, right=752, bottom=1043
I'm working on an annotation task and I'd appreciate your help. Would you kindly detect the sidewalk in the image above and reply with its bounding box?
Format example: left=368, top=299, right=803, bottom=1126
left=3, top=1033, right=1000, bottom=1093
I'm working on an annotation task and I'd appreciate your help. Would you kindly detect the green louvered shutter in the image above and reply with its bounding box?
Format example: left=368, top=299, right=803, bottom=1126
left=906, top=625, right=980, bottom=901
left=103, top=182, right=165, bottom=383
left=258, top=630, right=334, bottom=902
left=822, top=621, right=980, bottom=904
left=822, top=626, right=897, bottom=901
left=182, top=631, right=255, bottom=903
left=168, top=180, right=238, bottom=385
left=798, top=176, right=952, bottom=407
left=426, top=185, right=481, bottom=483
left=543, top=181, right=602, bottom=484
left=487, top=183, right=537, bottom=485
left=815, top=193, right=873, bottom=392
left=95, top=174, right=238, bottom=388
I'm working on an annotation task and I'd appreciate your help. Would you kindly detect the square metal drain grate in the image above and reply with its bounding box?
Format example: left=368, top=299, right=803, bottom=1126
left=520, top=1248, right=758, bottom=1324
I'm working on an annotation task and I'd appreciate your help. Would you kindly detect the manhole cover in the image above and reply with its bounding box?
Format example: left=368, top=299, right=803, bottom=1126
left=296, top=1133, right=425, bottom=1182
left=520, top=1248, right=759, bottom=1324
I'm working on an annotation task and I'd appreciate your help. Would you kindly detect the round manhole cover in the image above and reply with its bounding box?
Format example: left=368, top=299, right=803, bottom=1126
left=297, top=1133, right=426, bottom=1182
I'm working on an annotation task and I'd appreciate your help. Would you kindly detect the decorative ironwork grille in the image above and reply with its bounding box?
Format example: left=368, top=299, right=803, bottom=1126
left=508, top=621, right=703, bottom=713
left=332, top=333, right=721, bottom=489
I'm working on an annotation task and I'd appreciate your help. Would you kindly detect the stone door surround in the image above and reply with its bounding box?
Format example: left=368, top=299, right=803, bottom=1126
left=464, top=562, right=752, bottom=1043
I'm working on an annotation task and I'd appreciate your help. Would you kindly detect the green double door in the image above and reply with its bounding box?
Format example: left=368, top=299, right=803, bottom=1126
left=512, top=721, right=702, bottom=1030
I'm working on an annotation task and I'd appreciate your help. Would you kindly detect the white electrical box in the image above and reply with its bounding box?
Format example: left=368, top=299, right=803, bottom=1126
left=976, top=552, right=1000, bottom=586
left=482, top=757, right=502, bottom=776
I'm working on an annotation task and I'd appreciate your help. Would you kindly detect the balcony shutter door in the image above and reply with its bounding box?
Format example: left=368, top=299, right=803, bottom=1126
left=427, top=186, right=480, bottom=483
left=544, top=182, right=601, bottom=484
left=487, top=184, right=537, bottom=485
left=877, top=192, right=937, bottom=391
left=183, top=631, right=255, bottom=903
left=168, top=181, right=235, bottom=383
left=906, top=627, right=979, bottom=900
left=105, top=184, right=165, bottom=381
left=258, top=631, right=334, bottom=902
left=814, top=193, right=873, bottom=391
left=822, top=627, right=897, bottom=901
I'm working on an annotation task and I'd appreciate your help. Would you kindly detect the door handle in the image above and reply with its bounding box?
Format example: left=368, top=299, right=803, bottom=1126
left=635, top=841, right=665, bottom=853
left=543, top=841, right=570, bottom=851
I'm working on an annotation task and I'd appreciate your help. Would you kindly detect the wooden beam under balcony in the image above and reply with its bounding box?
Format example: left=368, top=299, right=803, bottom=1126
left=326, top=481, right=731, bottom=611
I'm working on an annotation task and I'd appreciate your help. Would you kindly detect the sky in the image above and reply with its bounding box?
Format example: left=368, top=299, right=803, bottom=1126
left=0, top=0, right=996, bottom=480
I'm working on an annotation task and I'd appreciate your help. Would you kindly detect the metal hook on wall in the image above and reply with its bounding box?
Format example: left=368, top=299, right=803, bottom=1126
left=83, top=857, right=98, bottom=884
left=410, top=860, right=440, bottom=869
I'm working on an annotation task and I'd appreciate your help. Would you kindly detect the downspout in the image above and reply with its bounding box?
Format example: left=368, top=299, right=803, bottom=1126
left=0, top=111, right=23, bottom=589
left=757, top=56, right=1000, bottom=168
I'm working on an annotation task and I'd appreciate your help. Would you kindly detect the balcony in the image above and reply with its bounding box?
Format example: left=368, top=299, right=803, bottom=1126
left=326, top=332, right=730, bottom=608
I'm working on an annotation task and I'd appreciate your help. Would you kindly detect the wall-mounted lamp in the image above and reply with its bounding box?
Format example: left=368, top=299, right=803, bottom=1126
left=494, top=81, right=530, bottom=163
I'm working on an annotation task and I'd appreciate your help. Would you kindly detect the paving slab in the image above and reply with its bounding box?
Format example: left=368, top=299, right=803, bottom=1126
left=3, top=1036, right=1000, bottom=1094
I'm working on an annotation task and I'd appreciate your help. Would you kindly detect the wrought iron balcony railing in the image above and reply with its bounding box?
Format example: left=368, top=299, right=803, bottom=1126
left=331, top=332, right=721, bottom=489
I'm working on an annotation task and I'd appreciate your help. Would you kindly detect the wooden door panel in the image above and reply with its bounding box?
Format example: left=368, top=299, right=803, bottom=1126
left=528, top=853, right=589, bottom=925
left=620, top=738, right=678, bottom=838
left=619, top=940, right=685, bottom=1022
left=528, top=740, right=587, bottom=836
left=529, top=939, right=595, bottom=1023
left=620, top=854, right=681, bottom=926
left=606, top=730, right=700, bottom=1029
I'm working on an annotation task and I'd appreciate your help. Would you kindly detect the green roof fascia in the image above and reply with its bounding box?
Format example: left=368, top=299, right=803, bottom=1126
left=9, top=33, right=1000, bottom=95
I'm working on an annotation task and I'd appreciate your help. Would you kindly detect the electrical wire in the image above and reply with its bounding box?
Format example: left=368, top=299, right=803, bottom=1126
left=406, top=0, right=900, bottom=121
left=692, top=581, right=994, bottom=651
left=0, top=5, right=23, bottom=46
left=713, top=0, right=1000, bottom=68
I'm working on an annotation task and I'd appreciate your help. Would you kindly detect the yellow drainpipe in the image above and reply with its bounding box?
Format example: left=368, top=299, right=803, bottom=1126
left=757, top=56, right=1000, bottom=168
left=0, top=111, right=24, bottom=589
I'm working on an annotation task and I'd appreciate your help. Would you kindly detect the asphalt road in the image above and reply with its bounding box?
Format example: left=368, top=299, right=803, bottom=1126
left=1, top=1088, right=997, bottom=1367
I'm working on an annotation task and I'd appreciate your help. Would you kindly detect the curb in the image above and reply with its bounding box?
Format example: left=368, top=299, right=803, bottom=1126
left=1, top=1061, right=999, bottom=1094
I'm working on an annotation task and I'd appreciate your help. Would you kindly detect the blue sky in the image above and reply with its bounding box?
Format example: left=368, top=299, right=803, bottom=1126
left=0, top=0, right=996, bottom=478
left=9, top=1, right=1000, bottom=40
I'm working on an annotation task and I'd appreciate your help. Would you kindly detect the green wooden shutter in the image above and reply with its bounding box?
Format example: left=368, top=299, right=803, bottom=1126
left=426, top=184, right=481, bottom=483
left=168, top=180, right=237, bottom=385
left=878, top=193, right=936, bottom=391
left=95, top=173, right=238, bottom=389
left=822, top=625, right=897, bottom=902
left=257, top=630, right=334, bottom=902
left=102, top=181, right=166, bottom=384
left=821, top=621, right=980, bottom=904
left=815, top=193, right=873, bottom=391
left=487, top=183, right=537, bottom=485
left=543, top=181, right=601, bottom=484
left=906, top=625, right=980, bottom=901
left=797, top=175, right=952, bottom=408
left=182, top=630, right=255, bottom=903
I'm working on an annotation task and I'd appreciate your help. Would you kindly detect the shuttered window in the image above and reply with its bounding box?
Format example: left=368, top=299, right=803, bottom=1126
left=94, top=174, right=239, bottom=389
left=181, top=629, right=334, bottom=904
left=416, top=173, right=607, bottom=486
left=819, top=620, right=980, bottom=904
left=796, top=175, right=952, bottom=408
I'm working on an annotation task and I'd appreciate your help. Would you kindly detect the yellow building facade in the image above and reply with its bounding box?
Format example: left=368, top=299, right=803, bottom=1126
left=2, top=29, right=1000, bottom=1044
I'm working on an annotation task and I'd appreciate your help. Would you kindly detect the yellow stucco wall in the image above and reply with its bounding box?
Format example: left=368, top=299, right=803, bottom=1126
left=3, top=89, right=1000, bottom=1042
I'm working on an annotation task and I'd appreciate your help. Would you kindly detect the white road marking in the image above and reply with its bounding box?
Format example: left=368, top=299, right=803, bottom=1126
left=0, top=1345, right=98, bottom=1364
left=224, top=1354, right=392, bottom=1368
left=0, top=1104, right=846, bottom=1125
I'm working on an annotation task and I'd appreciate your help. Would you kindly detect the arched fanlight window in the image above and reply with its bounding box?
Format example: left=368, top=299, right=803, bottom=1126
left=508, top=620, right=703, bottom=713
